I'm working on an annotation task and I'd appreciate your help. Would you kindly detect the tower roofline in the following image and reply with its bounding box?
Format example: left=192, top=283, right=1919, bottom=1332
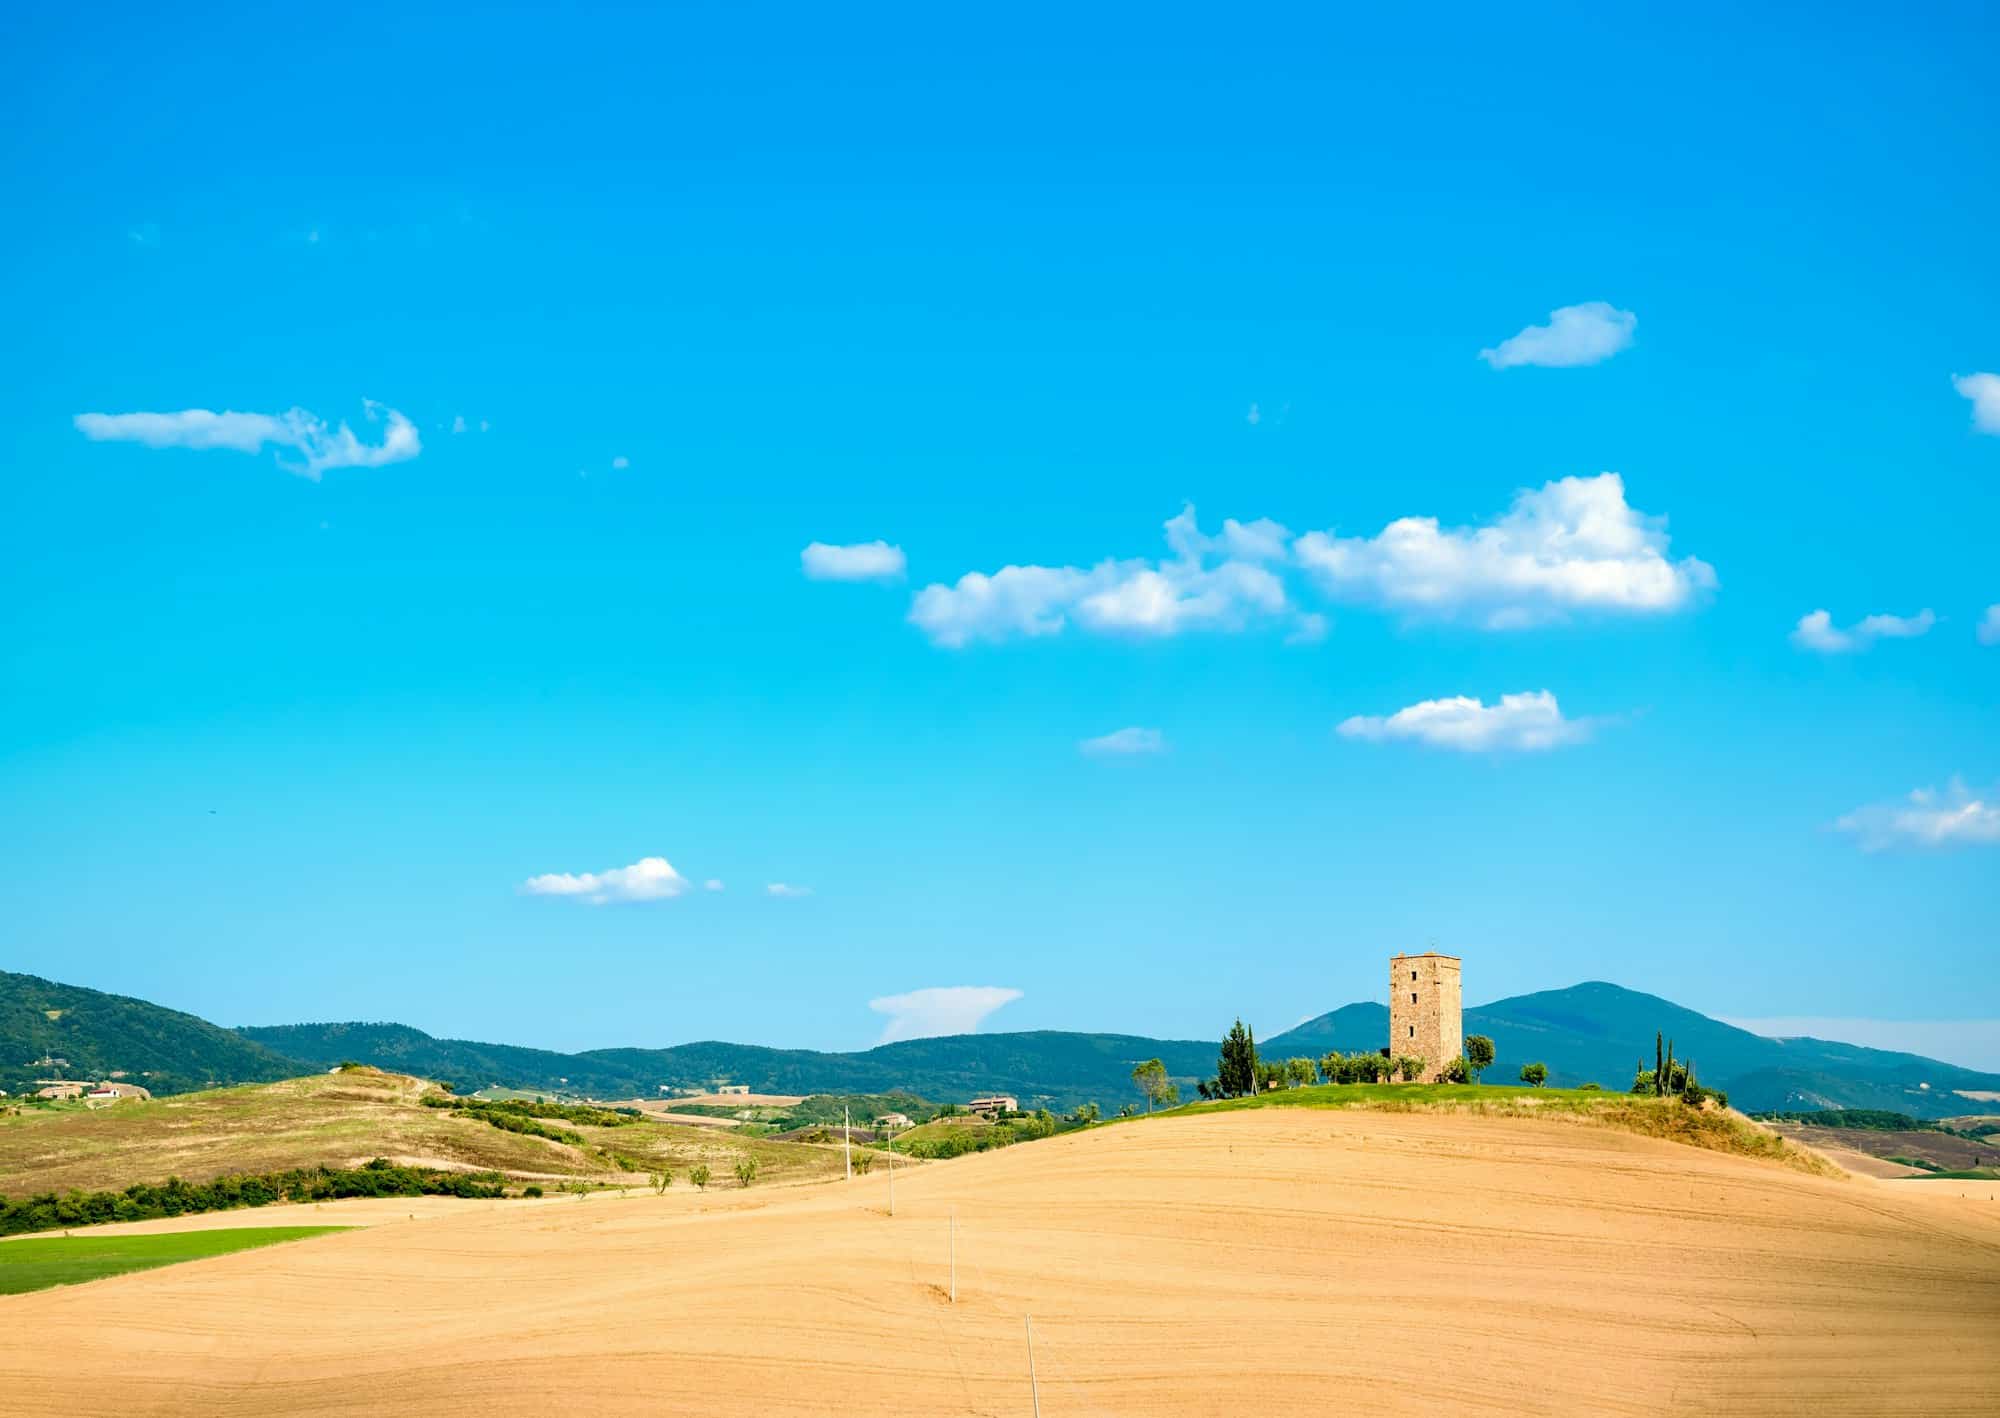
left=1390, top=951, right=1461, bottom=962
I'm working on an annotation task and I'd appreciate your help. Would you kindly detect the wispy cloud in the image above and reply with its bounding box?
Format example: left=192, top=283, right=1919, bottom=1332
left=802, top=540, right=907, bottom=582
left=1791, top=608, right=1936, bottom=654
left=1080, top=726, right=1166, bottom=756
left=909, top=506, right=1295, bottom=647
left=1835, top=779, right=2000, bottom=851
left=522, top=855, right=690, bottom=904
left=869, top=985, right=1024, bottom=1044
left=611, top=455, right=629, bottom=470
left=1295, top=473, right=1712, bottom=627
left=766, top=882, right=813, bottom=898
left=1337, top=690, right=1593, bottom=753
left=1978, top=605, right=2000, bottom=647
left=74, top=401, right=421, bottom=482
left=1954, top=372, right=2000, bottom=434
left=703, top=878, right=725, bottom=892
left=1479, top=302, right=1636, bottom=370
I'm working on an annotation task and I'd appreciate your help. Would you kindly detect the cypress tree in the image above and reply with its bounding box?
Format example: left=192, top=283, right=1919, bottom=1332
left=1655, top=1032, right=1665, bottom=1098
left=1218, top=1019, right=1258, bottom=1098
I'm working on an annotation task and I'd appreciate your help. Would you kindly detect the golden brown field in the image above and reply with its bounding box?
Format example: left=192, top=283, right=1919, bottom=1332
left=2, top=1105, right=1996, bottom=1416
left=0, top=1069, right=840, bottom=1194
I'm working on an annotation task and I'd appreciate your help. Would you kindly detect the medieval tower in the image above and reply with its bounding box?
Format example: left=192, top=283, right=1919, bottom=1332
left=1389, top=952, right=1462, bottom=1083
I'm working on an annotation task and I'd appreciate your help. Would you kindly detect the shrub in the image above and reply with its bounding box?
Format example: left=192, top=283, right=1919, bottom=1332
left=1578, top=1082, right=1602, bottom=1091
left=690, top=1165, right=711, bottom=1190
left=734, top=1157, right=759, bottom=1188
left=523, top=1184, right=544, bottom=1198
left=1441, top=1057, right=1470, bottom=1084
left=650, top=1170, right=672, bottom=1195
left=853, top=1151, right=874, bottom=1175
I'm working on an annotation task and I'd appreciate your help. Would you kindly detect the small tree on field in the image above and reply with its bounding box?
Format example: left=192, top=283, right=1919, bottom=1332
left=734, top=1157, right=759, bottom=1188
left=853, top=1150, right=873, bottom=1175
left=690, top=1164, right=711, bottom=1190
left=1132, top=1058, right=1177, bottom=1114
left=1071, top=1102, right=1101, bottom=1124
left=650, top=1170, right=673, bottom=1194
left=1441, top=1056, right=1470, bottom=1083
left=1394, top=1056, right=1424, bottom=1082
left=1464, top=1035, right=1495, bottom=1084
left=1519, top=1062, right=1548, bottom=1088
left=1318, top=1052, right=1343, bottom=1085
left=1284, top=1057, right=1315, bottom=1089
left=1217, top=1019, right=1258, bottom=1098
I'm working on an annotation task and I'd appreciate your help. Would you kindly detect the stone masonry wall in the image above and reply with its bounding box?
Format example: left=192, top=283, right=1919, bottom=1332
left=1388, top=953, right=1463, bottom=1083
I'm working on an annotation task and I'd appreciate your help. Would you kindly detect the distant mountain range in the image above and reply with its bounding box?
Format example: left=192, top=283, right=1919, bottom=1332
left=6, top=969, right=1995, bottom=1117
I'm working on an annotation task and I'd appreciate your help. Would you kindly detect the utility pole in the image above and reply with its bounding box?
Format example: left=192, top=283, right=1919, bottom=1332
left=949, top=1208, right=956, bottom=1303
left=844, top=1105, right=852, bottom=1181
left=1026, top=1316, right=1041, bottom=1417
left=888, top=1131, right=895, bottom=1216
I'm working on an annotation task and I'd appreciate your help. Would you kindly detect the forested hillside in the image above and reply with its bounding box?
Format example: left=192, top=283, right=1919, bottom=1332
left=0, top=971, right=302, bottom=1097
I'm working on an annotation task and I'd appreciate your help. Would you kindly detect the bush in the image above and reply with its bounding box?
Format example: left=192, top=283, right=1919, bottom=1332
left=690, top=1165, right=711, bottom=1190
left=1441, top=1057, right=1470, bottom=1084
left=650, top=1170, right=672, bottom=1194
left=1578, top=1082, right=1602, bottom=1091
left=734, top=1157, right=759, bottom=1188
left=853, top=1151, right=874, bottom=1175
left=523, top=1184, right=544, bottom=1198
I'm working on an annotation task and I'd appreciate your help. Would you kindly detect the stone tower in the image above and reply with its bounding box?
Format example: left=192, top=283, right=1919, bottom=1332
left=1389, top=952, right=1462, bottom=1083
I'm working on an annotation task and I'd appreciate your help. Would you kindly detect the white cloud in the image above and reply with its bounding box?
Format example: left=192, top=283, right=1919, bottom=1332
left=766, top=882, right=813, bottom=898
left=1479, top=302, right=1636, bottom=370
left=611, top=455, right=629, bottom=470
left=450, top=415, right=468, bottom=434
left=1722, top=1017, right=2000, bottom=1073
left=869, top=985, right=1024, bottom=1045
left=1246, top=403, right=1261, bottom=425
left=909, top=506, right=1290, bottom=647
left=1835, top=779, right=2000, bottom=851
left=801, top=540, right=907, bottom=582
left=1337, top=690, right=1592, bottom=753
left=1978, top=605, right=2000, bottom=647
left=1295, top=473, right=1712, bottom=627
left=1080, top=726, right=1166, bottom=756
left=1791, top=608, right=1936, bottom=654
left=703, top=878, right=725, bottom=892
left=74, top=401, right=421, bottom=482
left=522, top=855, right=690, bottom=905
left=1954, top=372, right=2000, bottom=434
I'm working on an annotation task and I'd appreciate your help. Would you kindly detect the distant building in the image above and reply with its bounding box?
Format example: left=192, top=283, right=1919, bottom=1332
left=715, top=1084, right=751, bottom=1096
left=87, top=1081, right=151, bottom=1101
left=966, top=1094, right=1018, bottom=1118
left=1389, top=952, right=1462, bottom=1083
left=35, top=1082, right=86, bottom=1100
left=874, top=1113, right=913, bottom=1132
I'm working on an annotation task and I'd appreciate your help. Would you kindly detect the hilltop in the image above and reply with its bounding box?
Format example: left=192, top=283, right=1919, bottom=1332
left=1265, top=982, right=2000, bottom=1118
left=0, top=1066, right=838, bottom=1198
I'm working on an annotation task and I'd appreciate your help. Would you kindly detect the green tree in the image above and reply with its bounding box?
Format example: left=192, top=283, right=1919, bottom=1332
left=1217, top=1019, right=1258, bottom=1099
left=650, top=1170, right=673, bottom=1194
left=1464, top=1035, right=1495, bottom=1084
left=1518, top=1062, right=1548, bottom=1088
left=1284, top=1057, right=1315, bottom=1089
left=734, top=1157, right=758, bottom=1188
left=1071, top=1101, right=1101, bottom=1124
left=1132, top=1058, right=1178, bottom=1113
left=690, top=1164, right=711, bottom=1190
left=1317, top=1051, right=1343, bottom=1085
left=853, top=1150, right=873, bottom=1175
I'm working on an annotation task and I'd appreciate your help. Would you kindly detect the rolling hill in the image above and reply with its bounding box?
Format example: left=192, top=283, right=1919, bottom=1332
left=1263, top=981, right=2000, bottom=1118
left=10, top=968, right=1996, bottom=1118
left=238, top=1022, right=1217, bottom=1112
left=0, top=971, right=302, bottom=1097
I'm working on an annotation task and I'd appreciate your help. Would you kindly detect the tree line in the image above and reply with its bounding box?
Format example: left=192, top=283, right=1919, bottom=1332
left=0, top=1158, right=507, bottom=1237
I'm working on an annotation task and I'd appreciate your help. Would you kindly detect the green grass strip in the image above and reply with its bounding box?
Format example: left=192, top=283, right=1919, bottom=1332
left=0, top=1226, right=348, bottom=1295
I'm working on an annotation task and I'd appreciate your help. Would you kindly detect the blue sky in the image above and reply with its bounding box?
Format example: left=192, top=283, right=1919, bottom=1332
left=3, top=4, right=1996, bottom=1065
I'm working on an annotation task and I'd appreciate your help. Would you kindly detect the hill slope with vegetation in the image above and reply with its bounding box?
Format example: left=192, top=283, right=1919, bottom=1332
left=0, top=971, right=303, bottom=1097
left=1264, top=982, right=2000, bottom=1119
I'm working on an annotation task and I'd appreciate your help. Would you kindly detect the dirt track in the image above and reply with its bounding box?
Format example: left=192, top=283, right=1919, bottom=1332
left=2, top=1107, right=1996, bottom=1416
